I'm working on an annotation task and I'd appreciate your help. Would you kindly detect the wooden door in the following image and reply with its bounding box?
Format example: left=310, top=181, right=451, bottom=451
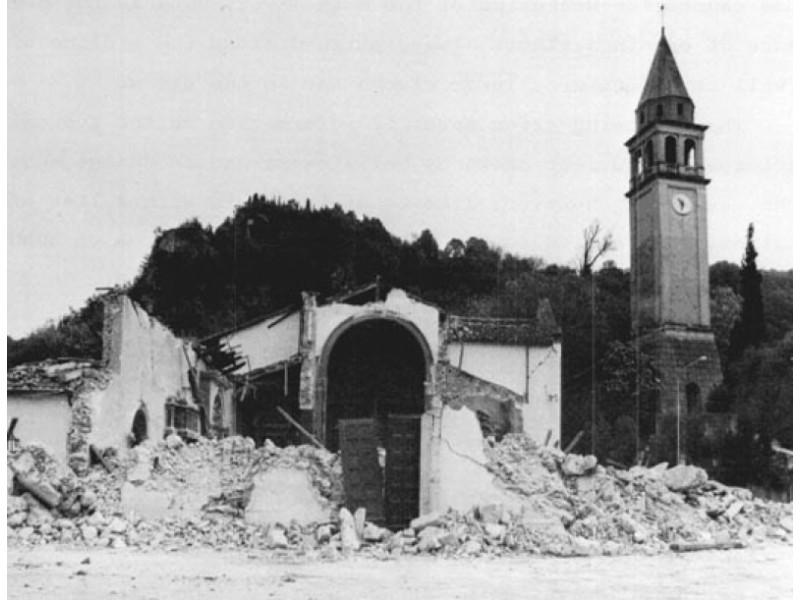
left=384, top=414, right=421, bottom=530
left=338, top=418, right=385, bottom=525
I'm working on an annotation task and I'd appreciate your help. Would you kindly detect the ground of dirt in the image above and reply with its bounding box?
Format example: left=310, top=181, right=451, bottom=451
left=6, top=543, right=792, bottom=600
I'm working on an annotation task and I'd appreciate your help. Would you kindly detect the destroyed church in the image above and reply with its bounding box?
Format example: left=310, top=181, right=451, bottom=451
left=8, top=285, right=561, bottom=528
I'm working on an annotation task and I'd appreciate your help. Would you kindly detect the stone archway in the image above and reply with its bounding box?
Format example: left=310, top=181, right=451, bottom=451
left=315, top=313, right=434, bottom=529
left=315, top=313, right=434, bottom=448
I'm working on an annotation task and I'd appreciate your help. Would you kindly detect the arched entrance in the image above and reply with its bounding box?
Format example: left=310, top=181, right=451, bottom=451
left=317, top=314, right=433, bottom=529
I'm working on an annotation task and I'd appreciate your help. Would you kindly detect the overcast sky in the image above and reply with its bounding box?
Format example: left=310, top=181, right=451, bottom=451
left=7, top=0, right=793, bottom=338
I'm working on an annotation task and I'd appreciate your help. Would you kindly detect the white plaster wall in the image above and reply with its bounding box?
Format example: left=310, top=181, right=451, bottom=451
left=91, top=297, right=193, bottom=449
left=7, top=395, right=72, bottom=464
left=448, top=343, right=527, bottom=395
left=429, top=405, right=521, bottom=514
left=447, top=341, right=561, bottom=446
left=314, top=289, right=439, bottom=362
left=524, top=343, right=561, bottom=448
left=220, top=312, right=301, bottom=374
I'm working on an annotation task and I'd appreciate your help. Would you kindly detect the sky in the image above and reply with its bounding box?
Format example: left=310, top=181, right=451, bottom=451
left=6, top=0, right=793, bottom=339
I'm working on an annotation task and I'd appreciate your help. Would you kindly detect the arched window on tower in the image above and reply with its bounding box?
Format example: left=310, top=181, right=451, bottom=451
left=684, top=140, right=696, bottom=167
left=634, top=151, right=643, bottom=176
left=665, top=136, right=677, bottom=165
left=644, top=140, right=654, bottom=168
left=686, top=383, right=701, bottom=414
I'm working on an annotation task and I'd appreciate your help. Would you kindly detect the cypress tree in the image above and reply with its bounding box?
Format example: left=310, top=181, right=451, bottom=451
left=728, top=223, right=766, bottom=363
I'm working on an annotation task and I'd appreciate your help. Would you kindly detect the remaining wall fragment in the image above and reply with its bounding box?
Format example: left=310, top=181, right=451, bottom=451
left=432, top=405, right=522, bottom=514
left=245, top=468, right=333, bottom=526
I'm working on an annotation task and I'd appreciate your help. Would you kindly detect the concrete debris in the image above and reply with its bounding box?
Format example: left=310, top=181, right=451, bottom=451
left=561, top=454, right=598, bottom=477
left=7, top=359, right=107, bottom=393
left=362, top=523, right=390, bottom=543
left=338, top=508, right=360, bottom=553
left=6, top=433, right=792, bottom=559
left=265, top=525, right=289, bottom=549
left=410, top=512, right=447, bottom=532
left=663, top=465, right=708, bottom=491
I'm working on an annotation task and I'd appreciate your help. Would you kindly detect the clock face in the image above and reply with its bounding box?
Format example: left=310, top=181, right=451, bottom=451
left=672, top=193, right=693, bottom=216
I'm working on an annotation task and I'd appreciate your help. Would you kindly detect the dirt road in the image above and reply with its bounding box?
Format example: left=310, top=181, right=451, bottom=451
left=7, top=543, right=792, bottom=600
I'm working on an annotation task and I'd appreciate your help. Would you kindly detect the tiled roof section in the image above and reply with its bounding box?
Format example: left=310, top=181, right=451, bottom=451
left=638, top=32, right=691, bottom=106
left=7, top=359, right=107, bottom=393
left=449, top=299, right=561, bottom=346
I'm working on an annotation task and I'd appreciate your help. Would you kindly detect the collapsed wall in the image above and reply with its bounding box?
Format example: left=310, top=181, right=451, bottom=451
left=6, top=428, right=792, bottom=558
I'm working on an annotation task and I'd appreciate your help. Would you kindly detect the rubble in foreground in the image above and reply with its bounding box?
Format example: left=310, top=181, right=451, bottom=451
left=6, top=434, right=793, bottom=559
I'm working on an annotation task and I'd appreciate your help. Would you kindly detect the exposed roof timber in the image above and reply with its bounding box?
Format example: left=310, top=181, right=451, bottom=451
left=242, top=353, right=304, bottom=382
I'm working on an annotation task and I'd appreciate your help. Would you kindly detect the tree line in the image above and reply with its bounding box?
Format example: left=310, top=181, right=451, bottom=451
left=7, top=196, right=792, bottom=486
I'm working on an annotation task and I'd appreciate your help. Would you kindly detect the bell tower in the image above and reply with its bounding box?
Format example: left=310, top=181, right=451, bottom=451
left=625, top=29, right=723, bottom=464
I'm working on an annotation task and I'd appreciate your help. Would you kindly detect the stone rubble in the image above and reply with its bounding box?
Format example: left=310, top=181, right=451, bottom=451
left=6, top=433, right=793, bottom=559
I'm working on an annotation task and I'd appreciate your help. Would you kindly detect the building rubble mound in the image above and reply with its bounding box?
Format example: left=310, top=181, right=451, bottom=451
left=7, top=434, right=792, bottom=558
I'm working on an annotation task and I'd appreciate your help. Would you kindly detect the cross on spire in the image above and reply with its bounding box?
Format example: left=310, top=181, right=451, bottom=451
left=661, top=4, right=665, bottom=35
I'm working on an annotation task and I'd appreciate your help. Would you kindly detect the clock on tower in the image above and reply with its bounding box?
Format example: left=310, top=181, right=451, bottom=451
left=625, top=28, right=723, bottom=464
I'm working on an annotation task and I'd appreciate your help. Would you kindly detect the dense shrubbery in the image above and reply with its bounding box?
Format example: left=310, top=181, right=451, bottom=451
left=7, top=296, right=105, bottom=366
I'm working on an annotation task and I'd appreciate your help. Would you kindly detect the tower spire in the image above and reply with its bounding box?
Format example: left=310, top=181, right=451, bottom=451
left=660, top=4, right=665, bottom=36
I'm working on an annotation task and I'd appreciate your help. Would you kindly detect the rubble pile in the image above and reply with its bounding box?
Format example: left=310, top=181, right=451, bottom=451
left=247, top=439, right=344, bottom=505
left=6, top=434, right=792, bottom=559
left=481, top=434, right=792, bottom=554
left=7, top=359, right=108, bottom=393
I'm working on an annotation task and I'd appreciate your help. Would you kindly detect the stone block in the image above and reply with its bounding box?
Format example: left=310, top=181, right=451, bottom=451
left=7, top=495, right=28, bottom=516
left=483, top=523, right=506, bottom=539
left=409, top=511, right=446, bottom=532
left=477, top=503, right=505, bottom=524
left=339, top=508, right=360, bottom=552
left=362, top=523, right=390, bottom=543
left=518, top=505, right=567, bottom=539
left=8, top=512, right=27, bottom=528
left=663, top=465, right=708, bottom=491
left=245, top=468, right=331, bottom=527
left=120, top=483, right=171, bottom=521
left=266, top=525, right=289, bottom=549
left=353, top=507, right=366, bottom=540
left=561, top=454, right=597, bottom=476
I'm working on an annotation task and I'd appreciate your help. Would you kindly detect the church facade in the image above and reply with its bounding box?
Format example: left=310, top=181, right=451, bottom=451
left=625, top=30, right=724, bottom=464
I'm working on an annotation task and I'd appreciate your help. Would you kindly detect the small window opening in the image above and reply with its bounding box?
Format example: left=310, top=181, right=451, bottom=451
left=132, top=408, right=148, bottom=446
left=635, top=151, right=643, bottom=175
left=677, top=103, right=684, bottom=116
left=684, top=140, right=696, bottom=167
left=644, top=140, right=654, bottom=167
left=639, top=112, right=645, bottom=125
left=686, top=383, right=701, bottom=414
left=656, top=104, right=664, bottom=118
left=213, top=394, right=224, bottom=426
left=665, top=136, right=677, bottom=165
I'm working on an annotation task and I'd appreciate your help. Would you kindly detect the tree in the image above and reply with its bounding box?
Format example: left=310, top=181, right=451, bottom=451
left=728, top=223, right=766, bottom=363
left=710, top=286, right=742, bottom=366
left=578, top=221, right=614, bottom=277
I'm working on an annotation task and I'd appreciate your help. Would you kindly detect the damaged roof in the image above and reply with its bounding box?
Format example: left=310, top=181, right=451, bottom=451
left=448, top=299, right=561, bottom=346
left=7, top=359, right=107, bottom=394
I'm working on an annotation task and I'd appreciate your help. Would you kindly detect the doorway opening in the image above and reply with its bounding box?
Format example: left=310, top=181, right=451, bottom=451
left=322, top=317, right=430, bottom=529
